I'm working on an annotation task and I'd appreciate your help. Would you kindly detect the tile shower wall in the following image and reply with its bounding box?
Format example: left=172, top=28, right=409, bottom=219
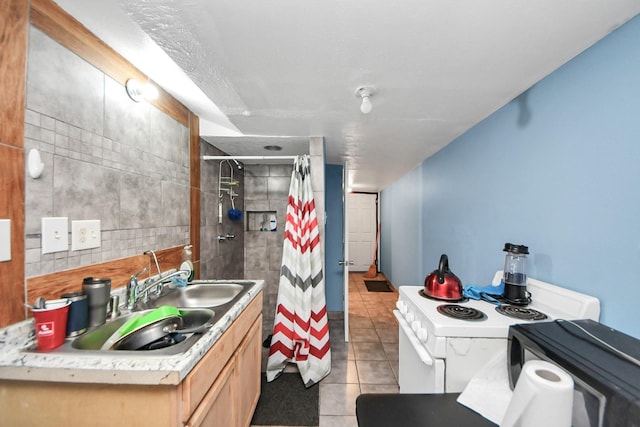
left=24, top=27, right=190, bottom=278
left=243, top=163, right=293, bottom=366
left=199, top=142, right=244, bottom=279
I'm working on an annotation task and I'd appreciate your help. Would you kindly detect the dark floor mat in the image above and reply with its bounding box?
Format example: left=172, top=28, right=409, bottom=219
left=364, top=280, right=392, bottom=292
left=251, top=372, right=319, bottom=426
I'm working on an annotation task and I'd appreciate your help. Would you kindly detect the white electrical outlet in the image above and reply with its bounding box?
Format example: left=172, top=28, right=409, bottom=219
left=42, top=217, right=69, bottom=254
left=0, top=219, right=10, bottom=262
left=71, top=220, right=101, bottom=251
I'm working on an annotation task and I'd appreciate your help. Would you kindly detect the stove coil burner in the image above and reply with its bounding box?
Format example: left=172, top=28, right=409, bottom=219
left=419, top=289, right=467, bottom=303
left=437, top=304, right=486, bottom=321
left=495, top=305, right=548, bottom=321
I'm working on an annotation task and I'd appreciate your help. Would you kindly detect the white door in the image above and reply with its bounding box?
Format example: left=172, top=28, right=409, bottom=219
left=347, top=193, right=377, bottom=272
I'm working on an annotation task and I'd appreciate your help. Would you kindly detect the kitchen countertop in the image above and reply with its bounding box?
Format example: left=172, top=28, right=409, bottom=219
left=0, top=280, right=263, bottom=386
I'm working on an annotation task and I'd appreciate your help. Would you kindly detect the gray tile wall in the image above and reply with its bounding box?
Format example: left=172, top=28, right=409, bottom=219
left=244, top=163, right=293, bottom=365
left=199, top=143, right=244, bottom=279
left=24, top=27, right=190, bottom=279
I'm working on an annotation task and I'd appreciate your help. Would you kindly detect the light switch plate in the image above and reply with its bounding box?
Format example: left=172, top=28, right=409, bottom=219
left=71, top=220, right=101, bottom=251
left=0, top=219, right=10, bottom=262
left=42, top=217, right=68, bottom=254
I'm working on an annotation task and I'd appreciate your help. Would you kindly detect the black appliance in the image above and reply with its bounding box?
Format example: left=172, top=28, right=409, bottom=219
left=502, top=243, right=530, bottom=305
left=508, top=320, right=640, bottom=427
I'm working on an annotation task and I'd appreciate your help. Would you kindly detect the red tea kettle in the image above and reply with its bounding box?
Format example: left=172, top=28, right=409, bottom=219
left=424, top=254, right=464, bottom=301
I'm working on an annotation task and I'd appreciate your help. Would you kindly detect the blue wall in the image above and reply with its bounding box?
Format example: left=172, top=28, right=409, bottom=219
left=380, top=164, right=423, bottom=287
left=325, top=164, right=344, bottom=311
left=381, top=15, right=640, bottom=338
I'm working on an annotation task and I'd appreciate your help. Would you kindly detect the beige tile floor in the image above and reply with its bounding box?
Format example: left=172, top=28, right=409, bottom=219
left=252, top=273, right=399, bottom=427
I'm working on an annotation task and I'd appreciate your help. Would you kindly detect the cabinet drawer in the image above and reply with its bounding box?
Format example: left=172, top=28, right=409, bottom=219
left=185, top=357, right=235, bottom=427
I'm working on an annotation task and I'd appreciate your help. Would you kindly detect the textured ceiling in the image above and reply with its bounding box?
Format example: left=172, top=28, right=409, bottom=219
left=56, top=0, right=640, bottom=191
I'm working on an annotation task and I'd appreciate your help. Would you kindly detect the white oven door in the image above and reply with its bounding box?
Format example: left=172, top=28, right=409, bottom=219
left=394, top=310, right=445, bottom=393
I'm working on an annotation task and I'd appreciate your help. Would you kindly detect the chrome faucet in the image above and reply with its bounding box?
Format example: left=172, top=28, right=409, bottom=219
left=144, top=250, right=162, bottom=278
left=126, top=249, right=190, bottom=310
left=135, top=269, right=190, bottom=304
left=126, top=267, right=148, bottom=310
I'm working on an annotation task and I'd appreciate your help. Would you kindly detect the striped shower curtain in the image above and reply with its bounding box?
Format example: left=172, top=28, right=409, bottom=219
left=266, top=155, right=331, bottom=387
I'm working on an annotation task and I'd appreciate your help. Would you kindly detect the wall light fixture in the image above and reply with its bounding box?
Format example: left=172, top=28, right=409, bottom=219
left=125, top=78, right=159, bottom=102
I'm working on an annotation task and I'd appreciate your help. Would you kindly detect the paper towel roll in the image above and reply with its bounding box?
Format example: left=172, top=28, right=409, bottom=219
left=500, top=360, right=574, bottom=427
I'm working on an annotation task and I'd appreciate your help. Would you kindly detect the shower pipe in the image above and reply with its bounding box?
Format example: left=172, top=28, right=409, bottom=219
left=207, top=155, right=301, bottom=225
left=202, top=155, right=300, bottom=161
left=205, top=154, right=303, bottom=230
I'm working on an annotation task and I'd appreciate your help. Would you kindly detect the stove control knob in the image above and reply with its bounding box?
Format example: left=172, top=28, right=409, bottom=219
left=395, top=301, right=407, bottom=314
left=417, top=328, right=428, bottom=342
left=411, top=321, right=421, bottom=333
left=406, top=313, right=415, bottom=323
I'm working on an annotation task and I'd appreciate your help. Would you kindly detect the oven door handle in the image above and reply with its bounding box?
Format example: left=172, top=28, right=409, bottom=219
left=393, top=310, right=433, bottom=366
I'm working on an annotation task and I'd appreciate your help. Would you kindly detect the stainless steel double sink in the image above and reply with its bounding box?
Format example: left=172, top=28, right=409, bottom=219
left=52, top=280, right=255, bottom=356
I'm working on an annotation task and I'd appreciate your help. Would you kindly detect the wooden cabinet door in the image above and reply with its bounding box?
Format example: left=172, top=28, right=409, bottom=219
left=234, top=315, right=262, bottom=427
left=186, top=359, right=235, bottom=427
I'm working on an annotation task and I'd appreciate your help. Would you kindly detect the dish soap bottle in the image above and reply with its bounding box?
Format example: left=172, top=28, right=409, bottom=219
left=180, top=245, right=195, bottom=282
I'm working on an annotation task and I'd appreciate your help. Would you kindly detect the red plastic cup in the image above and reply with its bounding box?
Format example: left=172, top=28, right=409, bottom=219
left=31, top=299, right=71, bottom=351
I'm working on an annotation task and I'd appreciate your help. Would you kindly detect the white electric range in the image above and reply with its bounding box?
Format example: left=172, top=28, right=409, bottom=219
left=394, top=271, right=600, bottom=394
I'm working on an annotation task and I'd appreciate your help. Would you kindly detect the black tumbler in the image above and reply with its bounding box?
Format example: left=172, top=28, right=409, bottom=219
left=82, top=277, right=111, bottom=327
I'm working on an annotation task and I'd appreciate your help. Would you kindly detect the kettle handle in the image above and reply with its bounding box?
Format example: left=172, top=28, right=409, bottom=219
left=437, top=254, right=449, bottom=284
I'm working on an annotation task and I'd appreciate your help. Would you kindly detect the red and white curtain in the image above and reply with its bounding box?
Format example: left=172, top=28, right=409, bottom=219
left=266, top=155, right=331, bottom=387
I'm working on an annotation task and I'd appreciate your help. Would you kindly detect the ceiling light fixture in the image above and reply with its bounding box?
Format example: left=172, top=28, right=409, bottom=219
left=354, top=86, right=374, bottom=114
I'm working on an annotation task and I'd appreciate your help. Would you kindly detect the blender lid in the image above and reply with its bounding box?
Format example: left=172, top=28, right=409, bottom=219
left=503, top=243, right=529, bottom=254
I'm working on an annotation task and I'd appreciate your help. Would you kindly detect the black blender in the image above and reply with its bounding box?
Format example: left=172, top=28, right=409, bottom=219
left=502, top=243, right=530, bottom=305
